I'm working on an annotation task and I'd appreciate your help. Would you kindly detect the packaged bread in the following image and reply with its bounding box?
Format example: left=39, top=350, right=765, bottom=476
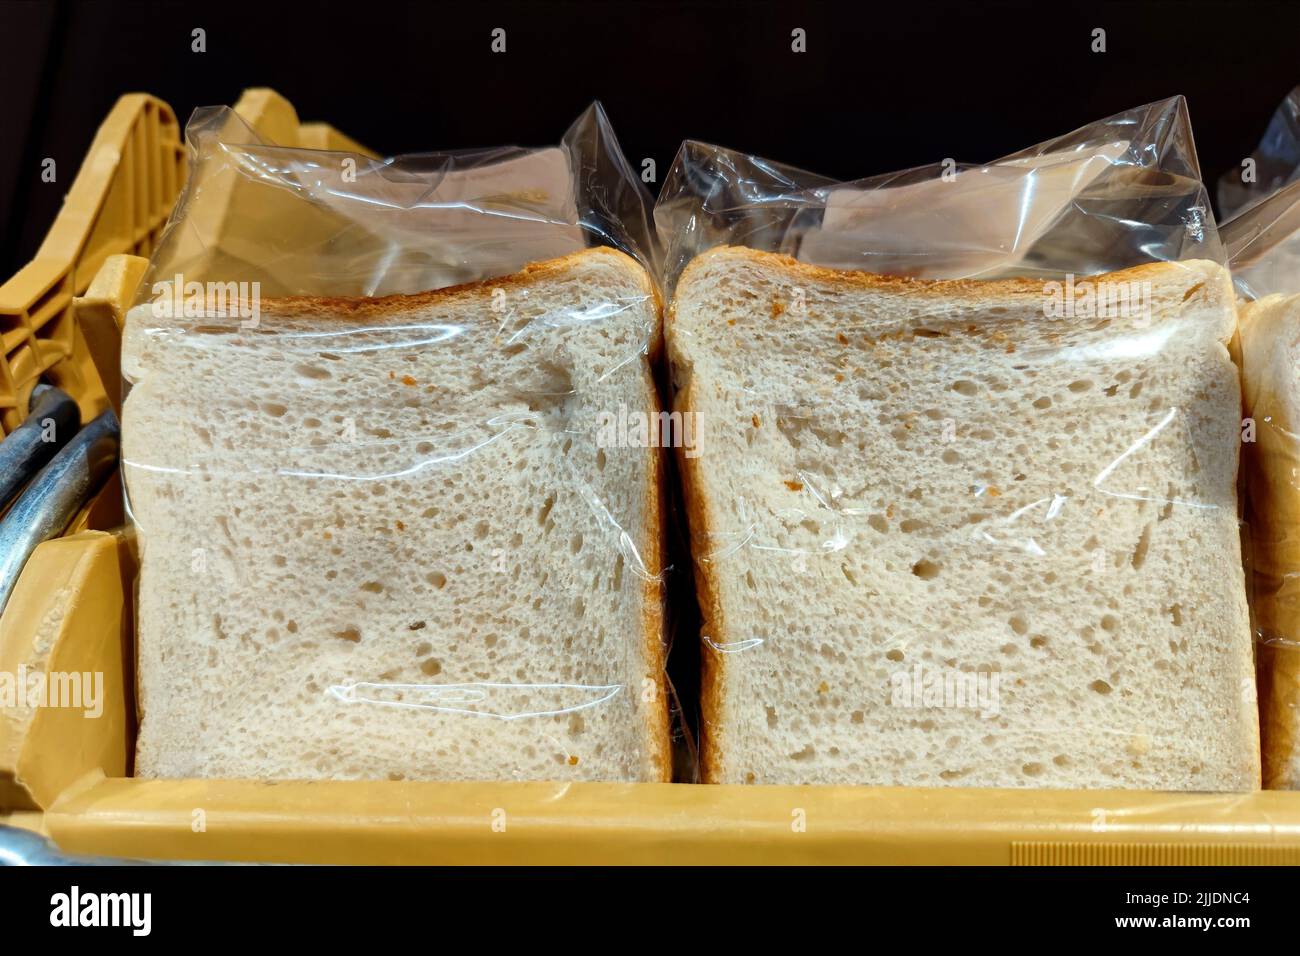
left=123, top=104, right=673, bottom=782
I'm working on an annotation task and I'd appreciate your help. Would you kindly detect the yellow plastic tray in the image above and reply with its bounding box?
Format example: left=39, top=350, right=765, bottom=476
left=3, top=91, right=1299, bottom=865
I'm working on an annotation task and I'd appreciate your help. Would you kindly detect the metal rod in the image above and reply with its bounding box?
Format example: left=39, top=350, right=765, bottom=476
left=0, top=384, right=81, bottom=510
left=0, top=410, right=119, bottom=615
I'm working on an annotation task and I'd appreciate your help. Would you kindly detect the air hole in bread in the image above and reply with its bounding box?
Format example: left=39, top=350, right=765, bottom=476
left=537, top=495, right=556, bottom=525
left=911, top=559, right=941, bottom=580
left=1131, top=524, right=1153, bottom=570
left=295, top=363, right=331, bottom=380
left=951, top=380, right=977, bottom=396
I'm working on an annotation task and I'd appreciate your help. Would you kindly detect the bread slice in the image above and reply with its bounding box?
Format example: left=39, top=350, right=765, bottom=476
left=1239, top=294, right=1300, bottom=789
left=669, top=246, right=1259, bottom=789
left=123, top=248, right=670, bottom=782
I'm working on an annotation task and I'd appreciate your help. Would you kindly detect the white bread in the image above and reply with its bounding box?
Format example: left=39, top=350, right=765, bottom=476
left=669, top=246, right=1259, bottom=789
left=1239, top=294, right=1300, bottom=789
left=123, top=248, right=670, bottom=782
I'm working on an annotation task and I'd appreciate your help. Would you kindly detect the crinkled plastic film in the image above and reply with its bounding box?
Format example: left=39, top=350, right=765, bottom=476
left=1218, top=87, right=1300, bottom=302
left=656, top=97, right=1261, bottom=790
left=1219, top=85, right=1300, bottom=223
left=120, top=104, right=683, bottom=783
left=1221, top=89, right=1300, bottom=789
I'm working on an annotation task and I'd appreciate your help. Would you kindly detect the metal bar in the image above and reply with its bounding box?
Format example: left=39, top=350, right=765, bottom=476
left=0, top=409, right=118, bottom=614
left=0, top=384, right=80, bottom=509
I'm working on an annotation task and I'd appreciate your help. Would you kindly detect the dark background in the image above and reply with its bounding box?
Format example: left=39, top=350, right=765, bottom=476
left=2, top=0, right=1299, bottom=279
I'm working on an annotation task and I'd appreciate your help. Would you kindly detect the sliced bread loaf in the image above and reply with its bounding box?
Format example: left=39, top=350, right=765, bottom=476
left=1239, top=293, right=1300, bottom=789
left=669, top=246, right=1259, bottom=789
left=124, top=248, right=670, bottom=782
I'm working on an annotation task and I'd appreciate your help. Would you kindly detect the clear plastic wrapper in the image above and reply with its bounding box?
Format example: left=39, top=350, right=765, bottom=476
left=1218, top=90, right=1300, bottom=300
left=121, top=104, right=681, bottom=783
left=1220, top=88, right=1300, bottom=788
left=1218, top=85, right=1300, bottom=221
left=656, top=97, right=1260, bottom=790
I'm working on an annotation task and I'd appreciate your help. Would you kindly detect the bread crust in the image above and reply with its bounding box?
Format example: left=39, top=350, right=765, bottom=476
left=218, top=246, right=662, bottom=345
left=666, top=308, right=728, bottom=783
left=677, top=245, right=1223, bottom=306
left=642, top=361, right=673, bottom=782
left=1240, top=295, right=1300, bottom=789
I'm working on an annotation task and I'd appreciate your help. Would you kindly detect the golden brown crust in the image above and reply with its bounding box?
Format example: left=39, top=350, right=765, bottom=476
left=256, top=246, right=655, bottom=319
left=1258, top=643, right=1300, bottom=788
left=665, top=296, right=729, bottom=784
left=1240, top=296, right=1300, bottom=788
left=642, top=361, right=673, bottom=782
left=680, top=245, right=1220, bottom=304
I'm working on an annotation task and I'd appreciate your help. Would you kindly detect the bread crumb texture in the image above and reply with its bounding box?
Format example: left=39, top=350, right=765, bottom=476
left=124, top=249, right=669, bottom=782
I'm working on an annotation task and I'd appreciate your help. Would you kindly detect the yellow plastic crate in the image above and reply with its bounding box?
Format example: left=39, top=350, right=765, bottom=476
left=0, top=94, right=181, bottom=437
left=2, top=91, right=1299, bottom=865
left=0, top=88, right=372, bottom=436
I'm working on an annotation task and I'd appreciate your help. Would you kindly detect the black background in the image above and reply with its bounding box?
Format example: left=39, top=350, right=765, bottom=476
left=0, top=863, right=1283, bottom=930
left=2, top=0, right=1299, bottom=279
